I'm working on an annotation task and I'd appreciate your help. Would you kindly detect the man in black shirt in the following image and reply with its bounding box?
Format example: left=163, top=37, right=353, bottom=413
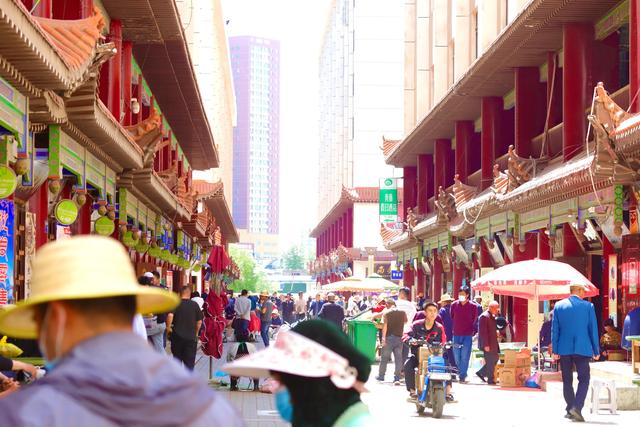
left=318, top=293, right=345, bottom=330
left=167, top=286, right=203, bottom=370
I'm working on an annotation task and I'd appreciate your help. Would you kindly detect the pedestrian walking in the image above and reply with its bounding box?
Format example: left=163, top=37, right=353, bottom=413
left=167, top=286, right=204, bottom=370
left=234, top=289, right=252, bottom=341
left=0, top=236, right=242, bottom=426
left=318, top=293, right=345, bottom=330
left=308, top=293, right=325, bottom=319
left=281, top=293, right=295, bottom=324
left=476, top=301, right=500, bottom=384
left=224, top=320, right=374, bottom=426
left=396, top=287, right=417, bottom=362
left=295, top=291, right=307, bottom=321
left=552, top=284, right=600, bottom=422
left=450, top=287, right=477, bottom=383
left=375, top=299, right=407, bottom=384
left=258, top=291, right=274, bottom=347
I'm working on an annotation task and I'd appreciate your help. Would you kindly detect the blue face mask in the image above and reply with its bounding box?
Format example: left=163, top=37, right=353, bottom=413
left=275, top=388, right=293, bottom=422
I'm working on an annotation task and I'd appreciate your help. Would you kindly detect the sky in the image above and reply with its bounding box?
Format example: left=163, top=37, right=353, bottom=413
left=222, top=0, right=333, bottom=253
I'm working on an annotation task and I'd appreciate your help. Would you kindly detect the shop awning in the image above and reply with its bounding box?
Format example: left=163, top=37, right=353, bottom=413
left=193, top=180, right=238, bottom=244
left=119, top=168, right=190, bottom=221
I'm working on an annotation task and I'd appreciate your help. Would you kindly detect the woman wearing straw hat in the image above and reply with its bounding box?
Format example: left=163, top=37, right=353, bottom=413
left=0, top=236, right=244, bottom=427
left=224, top=320, right=375, bottom=427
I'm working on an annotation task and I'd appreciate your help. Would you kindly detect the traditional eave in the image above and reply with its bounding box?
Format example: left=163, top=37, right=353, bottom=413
left=0, top=1, right=107, bottom=91
left=66, top=92, right=144, bottom=171
left=119, top=169, right=190, bottom=221
left=386, top=0, right=620, bottom=167
left=310, top=186, right=379, bottom=238
left=101, top=0, right=219, bottom=170
left=193, top=180, right=239, bottom=244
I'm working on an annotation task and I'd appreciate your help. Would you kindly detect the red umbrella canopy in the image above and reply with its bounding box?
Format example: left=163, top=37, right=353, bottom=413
left=471, top=259, right=599, bottom=301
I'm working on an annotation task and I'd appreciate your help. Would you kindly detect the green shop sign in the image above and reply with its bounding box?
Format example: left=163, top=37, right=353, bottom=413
left=122, top=231, right=137, bottom=248
left=55, top=199, right=78, bottom=225
left=94, top=216, right=115, bottom=236
left=0, top=166, right=17, bottom=199
left=379, top=178, right=398, bottom=224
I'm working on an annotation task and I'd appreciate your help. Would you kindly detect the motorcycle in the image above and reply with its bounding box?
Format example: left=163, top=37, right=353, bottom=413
left=409, top=340, right=458, bottom=418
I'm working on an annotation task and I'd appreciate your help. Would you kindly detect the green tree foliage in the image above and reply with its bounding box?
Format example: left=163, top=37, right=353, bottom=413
left=282, top=245, right=305, bottom=271
left=228, top=247, right=273, bottom=293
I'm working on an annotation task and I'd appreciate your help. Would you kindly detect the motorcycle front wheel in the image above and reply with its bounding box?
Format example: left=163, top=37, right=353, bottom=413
left=431, top=384, right=445, bottom=418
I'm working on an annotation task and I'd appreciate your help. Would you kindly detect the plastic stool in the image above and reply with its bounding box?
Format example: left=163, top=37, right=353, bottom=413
left=589, top=379, right=617, bottom=414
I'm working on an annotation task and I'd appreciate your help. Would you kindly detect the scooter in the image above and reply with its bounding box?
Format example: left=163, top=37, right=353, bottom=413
left=410, top=340, right=458, bottom=418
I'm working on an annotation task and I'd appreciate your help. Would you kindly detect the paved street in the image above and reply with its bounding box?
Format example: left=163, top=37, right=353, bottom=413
left=195, top=344, right=639, bottom=426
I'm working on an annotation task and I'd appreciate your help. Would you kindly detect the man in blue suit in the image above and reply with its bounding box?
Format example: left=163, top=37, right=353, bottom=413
left=552, top=284, right=600, bottom=422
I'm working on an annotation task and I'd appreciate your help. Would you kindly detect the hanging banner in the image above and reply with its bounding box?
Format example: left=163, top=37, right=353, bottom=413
left=379, top=178, right=398, bottom=224
left=0, top=200, right=14, bottom=305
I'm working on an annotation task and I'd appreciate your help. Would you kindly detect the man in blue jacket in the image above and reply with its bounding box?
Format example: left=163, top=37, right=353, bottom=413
left=552, top=284, right=600, bottom=422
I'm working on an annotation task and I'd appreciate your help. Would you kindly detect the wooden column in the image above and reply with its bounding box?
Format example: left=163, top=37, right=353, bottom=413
left=512, top=232, right=538, bottom=342
left=455, top=121, right=473, bottom=182
left=515, top=67, right=545, bottom=158
left=631, top=0, right=640, bottom=113
left=403, top=166, right=417, bottom=217
left=481, top=97, right=501, bottom=190
left=122, top=41, right=133, bottom=126
left=417, top=154, right=433, bottom=215
left=563, top=23, right=593, bottom=161
left=107, top=20, right=123, bottom=121
left=434, top=139, right=452, bottom=193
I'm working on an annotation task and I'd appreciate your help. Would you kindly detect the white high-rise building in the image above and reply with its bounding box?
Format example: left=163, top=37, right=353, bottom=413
left=317, top=0, right=404, bottom=219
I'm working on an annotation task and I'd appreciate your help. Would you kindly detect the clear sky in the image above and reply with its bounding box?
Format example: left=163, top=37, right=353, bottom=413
left=222, top=0, right=332, bottom=253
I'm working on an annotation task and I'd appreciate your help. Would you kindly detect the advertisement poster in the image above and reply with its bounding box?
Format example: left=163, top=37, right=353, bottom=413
left=608, top=254, right=618, bottom=326
left=0, top=200, right=14, bottom=305
left=379, top=178, right=398, bottom=224
left=24, top=212, right=35, bottom=299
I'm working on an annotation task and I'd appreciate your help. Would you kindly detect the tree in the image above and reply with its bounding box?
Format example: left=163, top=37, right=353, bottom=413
left=228, top=247, right=273, bottom=293
left=282, top=245, right=305, bottom=271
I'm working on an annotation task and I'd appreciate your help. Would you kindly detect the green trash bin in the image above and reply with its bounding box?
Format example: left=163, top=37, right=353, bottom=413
left=347, top=319, right=377, bottom=363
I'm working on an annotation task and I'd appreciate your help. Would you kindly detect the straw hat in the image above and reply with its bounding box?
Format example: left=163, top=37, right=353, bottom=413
left=0, top=236, right=179, bottom=339
left=438, top=293, right=454, bottom=304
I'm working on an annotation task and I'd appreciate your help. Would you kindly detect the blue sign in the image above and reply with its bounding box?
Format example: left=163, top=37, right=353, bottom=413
left=0, top=200, right=14, bottom=304
left=391, top=270, right=403, bottom=280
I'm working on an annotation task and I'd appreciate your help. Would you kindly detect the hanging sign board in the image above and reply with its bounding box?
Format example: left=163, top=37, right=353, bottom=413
left=0, top=200, right=14, bottom=305
left=94, top=216, right=115, bottom=236
left=379, top=178, right=398, bottom=224
left=0, top=166, right=17, bottom=199
left=55, top=199, right=79, bottom=225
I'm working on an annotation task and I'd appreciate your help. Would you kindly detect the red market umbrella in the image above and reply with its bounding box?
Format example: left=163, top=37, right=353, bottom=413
left=207, top=245, right=230, bottom=274
left=200, top=290, right=228, bottom=359
left=471, top=259, right=599, bottom=301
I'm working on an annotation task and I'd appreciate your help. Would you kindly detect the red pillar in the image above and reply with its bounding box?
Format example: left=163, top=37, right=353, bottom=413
left=515, top=68, right=545, bottom=158
left=563, top=23, right=593, bottom=161
left=136, top=75, right=144, bottom=124
left=538, top=229, right=552, bottom=260
left=631, top=0, right=640, bottom=113
left=347, top=208, right=353, bottom=247
left=512, top=232, right=538, bottom=342
left=452, top=261, right=465, bottom=299
left=29, top=182, right=49, bottom=248
left=403, top=166, right=417, bottom=217
left=81, top=0, right=94, bottom=18
left=416, top=267, right=425, bottom=296
left=455, top=121, right=473, bottom=182
left=480, top=238, right=492, bottom=268
left=108, top=20, right=123, bottom=121
left=122, top=41, right=133, bottom=126
left=434, top=139, right=452, bottom=193
left=481, top=97, right=501, bottom=190
left=417, top=154, right=433, bottom=215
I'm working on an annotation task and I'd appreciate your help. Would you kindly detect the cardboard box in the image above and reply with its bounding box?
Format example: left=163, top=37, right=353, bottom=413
left=499, top=367, right=529, bottom=387
left=504, top=349, right=532, bottom=368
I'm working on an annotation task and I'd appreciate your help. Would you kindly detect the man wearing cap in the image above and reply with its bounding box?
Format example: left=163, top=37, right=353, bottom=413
left=476, top=301, right=500, bottom=385
left=552, top=284, right=600, bottom=422
left=318, top=293, right=345, bottom=330
left=0, top=236, right=243, bottom=426
left=438, top=293, right=456, bottom=368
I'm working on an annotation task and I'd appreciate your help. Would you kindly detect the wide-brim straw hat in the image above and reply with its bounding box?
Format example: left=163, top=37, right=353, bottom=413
left=0, top=235, right=179, bottom=339
left=438, top=293, right=454, bottom=304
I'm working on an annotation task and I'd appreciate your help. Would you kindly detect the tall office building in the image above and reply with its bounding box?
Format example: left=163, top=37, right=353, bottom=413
left=317, top=0, right=404, bottom=219
left=230, top=36, right=280, bottom=260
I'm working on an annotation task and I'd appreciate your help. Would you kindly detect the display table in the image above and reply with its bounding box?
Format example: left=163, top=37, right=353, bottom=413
left=628, top=336, right=640, bottom=375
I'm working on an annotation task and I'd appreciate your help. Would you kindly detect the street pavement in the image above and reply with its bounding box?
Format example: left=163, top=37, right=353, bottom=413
left=194, top=341, right=639, bottom=426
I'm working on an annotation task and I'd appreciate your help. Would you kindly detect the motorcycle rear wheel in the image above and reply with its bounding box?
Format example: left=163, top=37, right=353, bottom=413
left=431, top=385, right=445, bottom=418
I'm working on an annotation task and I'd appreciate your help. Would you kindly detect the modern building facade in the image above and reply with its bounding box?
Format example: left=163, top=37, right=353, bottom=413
left=230, top=36, right=280, bottom=260
left=310, top=0, right=405, bottom=283
left=384, top=0, right=640, bottom=348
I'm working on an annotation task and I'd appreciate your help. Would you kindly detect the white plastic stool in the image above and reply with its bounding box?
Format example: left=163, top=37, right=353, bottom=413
left=589, top=379, right=617, bottom=414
